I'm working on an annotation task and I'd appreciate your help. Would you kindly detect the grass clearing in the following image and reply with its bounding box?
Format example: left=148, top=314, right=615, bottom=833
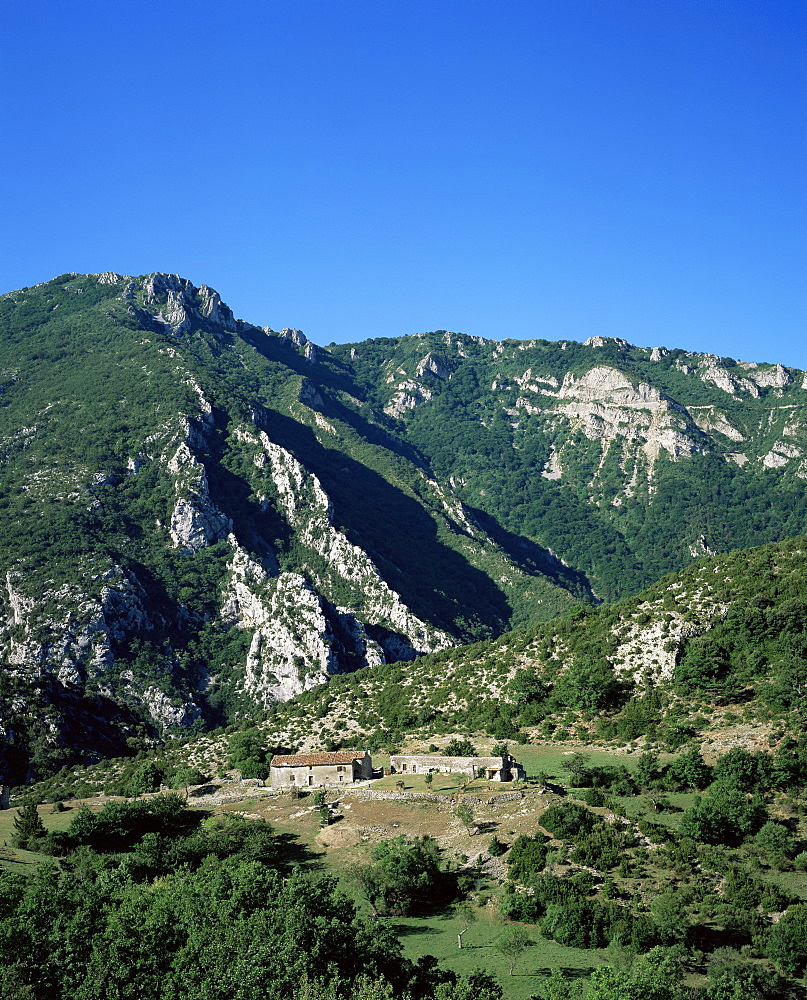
left=0, top=800, right=93, bottom=872
left=394, top=907, right=603, bottom=1000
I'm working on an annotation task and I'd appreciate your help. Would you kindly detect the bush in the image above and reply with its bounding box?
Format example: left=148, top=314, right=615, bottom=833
left=443, top=738, right=477, bottom=757
left=766, top=902, right=807, bottom=974
left=680, top=786, right=767, bottom=846
left=12, top=802, right=46, bottom=849
left=507, top=833, right=550, bottom=881
left=488, top=836, right=507, bottom=857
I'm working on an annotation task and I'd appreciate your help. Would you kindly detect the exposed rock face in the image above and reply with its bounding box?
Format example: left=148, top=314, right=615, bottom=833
left=762, top=442, right=803, bottom=469
left=167, top=440, right=232, bottom=553
left=232, top=425, right=452, bottom=664
left=385, top=380, right=434, bottom=417
left=142, top=273, right=238, bottom=334
left=688, top=407, right=745, bottom=443
left=698, top=356, right=760, bottom=397
left=415, top=352, right=450, bottom=379
left=743, top=363, right=792, bottom=388
left=280, top=328, right=307, bottom=347
left=539, top=366, right=706, bottom=477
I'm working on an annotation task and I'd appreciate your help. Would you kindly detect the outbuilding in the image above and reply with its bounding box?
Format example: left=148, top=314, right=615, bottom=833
left=389, top=754, right=525, bottom=782
left=270, top=750, right=373, bottom=789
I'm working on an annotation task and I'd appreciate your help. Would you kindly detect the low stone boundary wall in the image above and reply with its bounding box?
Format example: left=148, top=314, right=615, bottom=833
left=185, top=785, right=526, bottom=809
left=347, top=789, right=524, bottom=808
left=348, top=789, right=448, bottom=805
left=486, top=791, right=524, bottom=807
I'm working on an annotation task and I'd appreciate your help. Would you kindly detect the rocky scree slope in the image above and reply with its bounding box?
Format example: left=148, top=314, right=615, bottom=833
left=0, top=272, right=582, bottom=781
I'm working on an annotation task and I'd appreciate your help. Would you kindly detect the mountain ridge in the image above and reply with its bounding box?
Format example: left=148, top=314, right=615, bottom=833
left=1, top=270, right=807, bottom=784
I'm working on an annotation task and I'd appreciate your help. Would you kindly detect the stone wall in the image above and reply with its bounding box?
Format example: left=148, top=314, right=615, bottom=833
left=347, top=788, right=524, bottom=807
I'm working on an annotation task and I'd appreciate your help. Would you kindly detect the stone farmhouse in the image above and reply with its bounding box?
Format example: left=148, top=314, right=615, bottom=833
left=270, top=750, right=373, bottom=789
left=390, top=754, right=525, bottom=782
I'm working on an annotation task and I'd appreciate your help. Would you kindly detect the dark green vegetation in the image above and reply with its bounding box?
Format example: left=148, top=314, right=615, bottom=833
left=5, top=731, right=807, bottom=1000
left=0, top=793, right=505, bottom=1000
left=493, top=740, right=807, bottom=998
left=334, top=332, right=807, bottom=603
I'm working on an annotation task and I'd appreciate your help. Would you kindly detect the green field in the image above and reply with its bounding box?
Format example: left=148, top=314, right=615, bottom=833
left=394, top=909, right=604, bottom=1000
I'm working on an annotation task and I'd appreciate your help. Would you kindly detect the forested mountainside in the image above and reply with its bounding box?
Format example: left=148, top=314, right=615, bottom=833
left=1, top=271, right=807, bottom=783
left=331, top=331, right=807, bottom=601
left=0, top=272, right=582, bottom=781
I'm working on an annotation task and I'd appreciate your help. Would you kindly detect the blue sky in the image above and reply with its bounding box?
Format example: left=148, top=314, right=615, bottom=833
left=2, top=1, right=805, bottom=367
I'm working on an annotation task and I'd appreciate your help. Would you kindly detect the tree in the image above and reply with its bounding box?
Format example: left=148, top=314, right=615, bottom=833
left=434, top=969, right=503, bottom=1000
left=124, top=760, right=164, bottom=797
left=665, top=746, right=711, bottom=790
left=554, top=656, right=624, bottom=715
left=454, top=803, right=476, bottom=836
left=367, top=835, right=442, bottom=915
left=753, top=820, right=795, bottom=865
left=766, top=902, right=807, bottom=974
left=650, top=892, right=689, bottom=946
left=495, top=925, right=531, bottom=975
left=703, top=971, right=770, bottom=1000
left=453, top=901, right=476, bottom=949
left=680, top=786, right=767, bottom=845
left=535, top=968, right=585, bottom=1000
left=562, top=753, right=591, bottom=787
left=228, top=728, right=272, bottom=780
left=508, top=833, right=550, bottom=882
left=636, top=752, right=659, bottom=788
left=11, top=802, right=45, bottom=849
left=444, top=738, right=477, bottom=757
left=711, top=748, right=764, bottom=791
left=347, top=862, right=383, bottom=918
left=170, top=767, right=204, bottom=794
left=586, top=948, right=687, bottom=1000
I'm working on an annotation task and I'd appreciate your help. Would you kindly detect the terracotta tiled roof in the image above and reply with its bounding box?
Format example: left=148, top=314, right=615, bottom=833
left=271, top=750, right=363, bottom=767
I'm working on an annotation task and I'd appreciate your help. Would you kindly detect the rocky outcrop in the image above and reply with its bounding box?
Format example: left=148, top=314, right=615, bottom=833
left=415, top=352, right=450, bottom=379
left=232, top=426, right=452, bottom=661
left=762, top=442, right=803, bottom=469
left=688, top=407, right=745, bottom=442
left=697, top=356, right=760, bottom=397
left=540, top=366, right=706, bottom=477
left=384, top=380, right=434, bottom=417
left=141, top=273, right=238, bottom=334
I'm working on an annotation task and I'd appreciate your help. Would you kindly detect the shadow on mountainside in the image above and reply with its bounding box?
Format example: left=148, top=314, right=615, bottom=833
left=463, top=503, right=597, bottom=604
left=244, top=409, right=514, bottom=643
